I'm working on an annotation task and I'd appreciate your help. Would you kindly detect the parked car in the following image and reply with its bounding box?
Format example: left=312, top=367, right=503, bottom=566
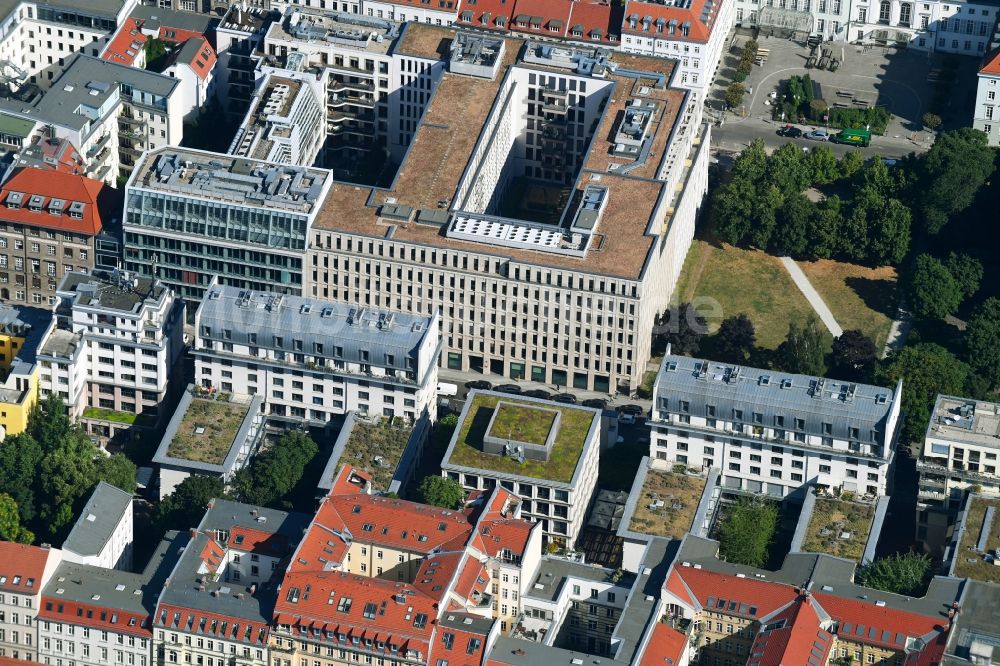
left=582, top=398, right=608, bottom=410
left=436, top=382, right=458, bottom=397
left=553, top=393, right=578, bottom=404
left=465, top=380, right=493, bottom=391
left=619, top=404, right=644, bottom=416
left=777, top=124, right=802, bottom=138
left=805, top=129, right=830, bottom=141
left=494, top=384, right=522, bottom=394
left=618, top=414, right=636, bottom=425
left=523, top=389, right=553, bottom=399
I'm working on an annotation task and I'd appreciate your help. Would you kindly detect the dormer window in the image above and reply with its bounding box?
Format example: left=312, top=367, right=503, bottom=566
left=68, top=201, right=85, bottom=219
left=49, top=198, right=65, bottom=216
left=6, top=191, right=22, bottom=209
left=28, top=194, right=44, bottom=211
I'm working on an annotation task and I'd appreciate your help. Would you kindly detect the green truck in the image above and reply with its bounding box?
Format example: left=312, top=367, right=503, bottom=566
left=831, top=128, right=871, bottom=147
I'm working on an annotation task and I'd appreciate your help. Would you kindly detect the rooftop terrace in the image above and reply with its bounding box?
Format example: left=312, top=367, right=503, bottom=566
left=444, top=392, right=597, bottom=484
left=58, top=270, right=166, bottom=313
left=802, top=496, right=875, bottom=561
left=953, top=496, right=1000, bottom=584
left=269, top=9, right=398, bottom=55
left=340, top=417, right=414, bottom=490
left=627, top=469, right=706, bottom=539
left=164, top=395, right=253, bottom=465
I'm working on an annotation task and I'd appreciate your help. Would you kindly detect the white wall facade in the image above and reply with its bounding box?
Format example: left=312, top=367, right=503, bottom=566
left=38, top=620, right=151, bottom=666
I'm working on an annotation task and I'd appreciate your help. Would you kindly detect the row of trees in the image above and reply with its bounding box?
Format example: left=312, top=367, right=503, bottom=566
left=0, top=396, right=137, bottom=544
left=713, top=141, right=910, bottom=266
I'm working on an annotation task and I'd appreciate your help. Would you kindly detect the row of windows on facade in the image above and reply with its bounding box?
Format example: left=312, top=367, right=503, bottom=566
left=664, top=403, right=878, bottom=442
left=662, top=431, right=884, bottom=464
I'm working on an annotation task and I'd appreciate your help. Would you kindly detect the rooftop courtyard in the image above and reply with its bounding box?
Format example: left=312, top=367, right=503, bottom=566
left=802, top=496, right=875, bottom=561
left=165, top=396, right=251, bottom=465
left=628, top=469, right=707, bottom=540
left=954, top=496, right=1000, bottom=584
left=446, top=393, right=597, bottom=483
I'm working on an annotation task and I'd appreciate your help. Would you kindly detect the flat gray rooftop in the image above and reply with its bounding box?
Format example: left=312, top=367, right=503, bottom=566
left=34, top=0, right=130, bottom=18
left=130, top=4, right=216, bottom=33
left=132, top=147, right=329, bottom=214
left=62, top=481, right=132, bottom=558
left=927, top=395, right=1000, bottom=449
left=59, top=270, right=167, bottom=313
left=526, top=558, right=629, bottom=603
left=268, top=9, right=399, bottom=55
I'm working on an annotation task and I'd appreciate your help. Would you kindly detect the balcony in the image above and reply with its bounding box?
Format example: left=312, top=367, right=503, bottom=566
left=916, top=459, right=998, bottom=484
left=331, top=79, right=375, bottom=93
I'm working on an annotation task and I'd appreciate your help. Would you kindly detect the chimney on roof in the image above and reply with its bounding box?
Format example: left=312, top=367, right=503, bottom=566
left=41, top=543, right=51, bottom=549
left=190, top=528, right=197, bottom=538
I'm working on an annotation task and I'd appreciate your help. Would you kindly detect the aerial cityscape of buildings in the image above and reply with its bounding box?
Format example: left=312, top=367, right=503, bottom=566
left=0, top=0, right=997, bottom=665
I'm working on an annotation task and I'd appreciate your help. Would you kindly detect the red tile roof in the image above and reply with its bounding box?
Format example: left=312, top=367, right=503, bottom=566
left=325, top=494, right=475, bottom=554
left=330, top=464, right=371, bottom=496
left=510, top=0, right=573, bottom=38
left=273, top=571, right=438, bottom=658
left=39, top=598, right=151, bottom=638
left=102, top=18, right=148, bottom=66
left=749, top=596, right=833, bottom=666
left=622, top=0, right=723, bottom=43
left=25, top=137, right=86, bottom=175
left=456, top=0, right=516, bottom=32
left=812, top=592, right=949, bottom=652
left=0, top=167, right=108, bottom=236
left=639, top=623, right=688, bottom=666
left=169, top=36, right=217, bottom=81
left=428, top=616, right=491, bottom=666
left=412, top=551, right=463, bottom=599
left=981, top=47, right=1000, bottom=75
left=0, top=542, right=54, bottom=594
left=666, top=566, right=796, bottom=619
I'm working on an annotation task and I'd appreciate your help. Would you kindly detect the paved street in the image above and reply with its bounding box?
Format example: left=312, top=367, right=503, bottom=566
left=710, top=119, right=927, bottom=158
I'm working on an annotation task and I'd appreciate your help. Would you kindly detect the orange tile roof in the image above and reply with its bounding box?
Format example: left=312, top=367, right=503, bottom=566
left=428, top=617, right=491, bottom=666
left=639, top=623, right=687, bottom=666
left=0, top=167, right=108, bottom=236
left=0, top=542, right=54, bottom=594
left=39, top=598, right=151, bottom=638
left=510, top=0, right=572, bottom=38
left=668, top=566, right=796, bottom=618
left=330, top=464, right=372, bottom=496
left=812, top=592, right=948, bottom=651
left=622, top=0, right=723, bottom=43
left=326, top=494, right=475, bottom=554
left=456, top=0, right=516, bottom=31
left=412, top=551, right=464, bottom=599
left=981, top=47, right=1000, bottom=75
left=102, top=18, right=148, bottom=66
left=469, top=519, right=535, bottom=558
left=171, top=36, right=217, bottom=81
left=749, top=597, right=833, bottom=666
left=273, top=571, right=438, bottom=656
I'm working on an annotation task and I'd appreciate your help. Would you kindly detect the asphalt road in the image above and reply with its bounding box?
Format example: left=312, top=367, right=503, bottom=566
left=710, top=118, right=931, bottom=159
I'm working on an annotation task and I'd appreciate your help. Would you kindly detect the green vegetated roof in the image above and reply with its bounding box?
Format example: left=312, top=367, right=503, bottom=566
left=448, top=394, right=595, bottom=483
left=954, top=496, right=1000, bottom=584
left=488, top=402, right=557, bottom=446
left=803, top=496, right=875, bottom=561
left=628, top=470, right=706, bottom=539
left=341, top=418, right=413, bottom=490
left=166, top=398, right=250, bottom=464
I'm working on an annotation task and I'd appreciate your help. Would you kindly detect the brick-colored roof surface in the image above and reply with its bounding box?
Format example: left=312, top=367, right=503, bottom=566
left=0, top=167, right=108, bottom=236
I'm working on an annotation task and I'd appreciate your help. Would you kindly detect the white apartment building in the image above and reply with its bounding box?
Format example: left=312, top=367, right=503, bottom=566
left=441, top=390, right=602, bottom=549
left=306, top=28, right=708, bottom=394
left=974, top=50, right=1000, bottom=144
left=848, top=0, right=997, bottom=55
left=38, top=270, right=184, bottom=438
left=193, top=281, right=440, bottom=424
left=649, top=352, right=902, bottom=499
left=215, top=5, right=279, bottom=122
left=122, top=147, right=333, bottom=308
left=621, top=0, right=734, bottom=94
left=61, top=481, right=135, bottom=571
left=228, top=70, right=324, bottom=166
left=0, top=0, right=135, bottom=90
left=0, top=542, right=61, bottom=662
left=915, top=395, right=1000, bottom=556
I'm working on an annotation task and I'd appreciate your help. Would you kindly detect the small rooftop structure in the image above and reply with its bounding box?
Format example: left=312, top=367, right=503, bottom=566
left=449, top=32, right=506, bottom=78
left=275, top=9, right=399, bottom=54
left=57, top=270, right=167, bottom=314
left=443, top=391, right=600, bottom=484
left=927, top=395, right=1000, bottom=449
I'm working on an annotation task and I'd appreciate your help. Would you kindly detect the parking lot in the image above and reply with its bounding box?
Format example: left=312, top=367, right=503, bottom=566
left=709, top=33, right=980, bottom=155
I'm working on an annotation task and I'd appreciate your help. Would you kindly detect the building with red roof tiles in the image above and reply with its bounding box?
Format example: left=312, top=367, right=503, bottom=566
left=11, top=136, right=86, bottom=176
left=456, top=0, right=518, bottom=32
left=0, top=542, right=61, bottom=661
left=638, top=622, right=689, bottom=666
left=0, top=166, right=120, bottom=305
left=975, top=48, right=1000, bottom=145
left=657, top=536, right=960, bottom=666
left=620, top=0, right=734, bottom=92
left=456, top=0, right=622, bottom=45
left=428, top=612, right=497, bottom=666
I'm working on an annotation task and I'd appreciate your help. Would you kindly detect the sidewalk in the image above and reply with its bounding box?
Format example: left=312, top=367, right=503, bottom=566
left=780, top=256, right=843, bottom=337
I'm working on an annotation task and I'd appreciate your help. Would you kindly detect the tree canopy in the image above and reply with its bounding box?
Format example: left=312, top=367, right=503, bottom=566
left=775, top=316, right=830, bottom=376
left=827, top=330, right=878, bottom=383
left=713, top=314, right=756, bottom=364
left=965, top=297, right=1000, bottom=388
left=417, top=476, right=465, bottom=509
left=232, top=430, right=319, bottom=508
left=156, top=475, right=226, bottom=533
left=0, top=493, right=34, bottom=544
left=718, top=499, right=778, bottom=568
left=857, top=551, right=932, bottom=596
left=908, top=254, right=963, bottom=320
left=915, top=128, right=996, bottom=235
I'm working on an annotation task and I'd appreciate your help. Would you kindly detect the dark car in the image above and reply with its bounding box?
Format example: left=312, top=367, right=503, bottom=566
left=619, top=404, right=644, bottom=416
left=553, top=393, right=578, bottom=404
left=465, top=380, right=493, bottom=391
left=777, top=124, right=802, bottom=138
left=523, top=389, right=553, bottom=399
left=582, top=398, right=608, bottom=410
left=495, top=384, right=523, bottom=394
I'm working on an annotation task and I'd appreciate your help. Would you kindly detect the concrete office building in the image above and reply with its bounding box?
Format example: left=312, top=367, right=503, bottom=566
left=61, top=481, right=134, bottom=571
left=37, top=270, right=184, bottom=439
left=441, top=390, right=602, bottom=549
left=649, top=353, right=902, bottom=499
left=122, top=147, right=333, bottom=307
left=306, top=27, right=708, bottom=394
left=0, top=167, right=119, bottom=306
left=0, top=542, right=62, bottom=662
left=193, top=280, right=440, bottom=424
left=215, top=5, right=280, bottom=121
left=915, top=395, right=1000, bottom=556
